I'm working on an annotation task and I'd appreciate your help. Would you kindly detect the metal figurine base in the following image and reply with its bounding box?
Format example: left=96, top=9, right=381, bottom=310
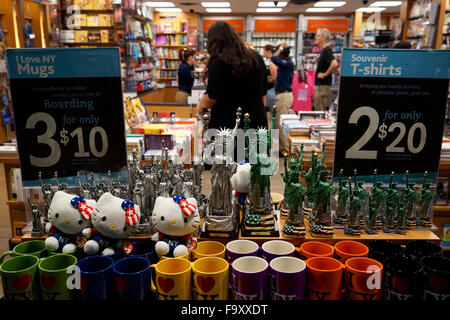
left=241, top=206, right=280, bottom=237
left=201, top=201, right=240, bottom=239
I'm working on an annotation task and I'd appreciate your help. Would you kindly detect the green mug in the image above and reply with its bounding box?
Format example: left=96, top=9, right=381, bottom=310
left=48, top=249, right=77, bottom=257
left=0, top=240, right=47, bottom=263
left=38, top=254, right=78, bottom=300
left=0, top=255, right=40, bottom=300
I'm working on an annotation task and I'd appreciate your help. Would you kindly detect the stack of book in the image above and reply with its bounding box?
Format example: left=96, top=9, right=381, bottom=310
left=289, top=138, right=319, bottom=159
left=441, top=137, right=450, bottom=161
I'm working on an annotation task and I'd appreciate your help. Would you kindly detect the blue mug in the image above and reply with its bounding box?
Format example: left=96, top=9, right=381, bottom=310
left=131, top=241, right=158, bottom=264
left=113, top=257, right=151, bottom=300
left=76, top=255, right=114, bottom=300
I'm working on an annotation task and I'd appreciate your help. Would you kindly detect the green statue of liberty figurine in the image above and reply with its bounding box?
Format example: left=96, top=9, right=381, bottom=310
left=383, top=171, right=399, bottom=233
left=395, top=194, right=407, bottom=235
left=352, top=169, right=369, bottom=229
left=305, top=151, right=318, bottom=222
left=416, top=171, right=434, bottom=228
left=280, top=144, right=304, bottom=217
left=404, top=170, right=420, bottom=228
left=344, top=177, right=363, bottom=236
left=282, top=146, right=306, bottom=237
left=365, top=169, right=382, bottom=235
left=333, top=169, right=349, bottom=225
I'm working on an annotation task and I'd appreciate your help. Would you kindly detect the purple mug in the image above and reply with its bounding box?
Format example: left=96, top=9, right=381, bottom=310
left=269, top=256, right=306, bottom=300
left=226, top=240, right=260, bottom=262
left=232, top=256, right=268, bottom=300
left=261, top=240, right=296, bottom=262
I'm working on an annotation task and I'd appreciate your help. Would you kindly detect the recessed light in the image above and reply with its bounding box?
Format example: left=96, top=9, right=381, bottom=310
left=306, top=7, right=334, bottom=12
left=314, top=1, right=346, bottom=7
left=258, top=1, right=287, bottom=7
left=256, top=8, right=283, bottom=12
left=144, top=2, right=175, bottom=7
left=155, top=7, right=182, bottom=12
left=205, top=8, right=232, bottom=12
left=356, top=7, right=386, bottom=12
left=370, top=1, right=402, bottom=7
left=201, top=2, right=230, bottom=7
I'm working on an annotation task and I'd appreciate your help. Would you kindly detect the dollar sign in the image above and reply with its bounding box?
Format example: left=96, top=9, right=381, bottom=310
left=378, top=123, right=387, bottom=141
left=60, top=128, right=69, bottom=146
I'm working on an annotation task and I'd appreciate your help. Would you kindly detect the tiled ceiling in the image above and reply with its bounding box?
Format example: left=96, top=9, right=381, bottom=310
left=149, top=0, right=403, bottom=14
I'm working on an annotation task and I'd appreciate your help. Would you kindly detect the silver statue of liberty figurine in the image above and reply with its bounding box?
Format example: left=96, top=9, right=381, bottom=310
left=54, top=171, right=68, bottom=191
left=28, top=195, right=44, bottom=237
left=39, top=171, right=54, bottom=222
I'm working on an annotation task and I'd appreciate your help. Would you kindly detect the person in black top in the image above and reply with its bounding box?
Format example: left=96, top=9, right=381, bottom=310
left=314, top=28, right=339, bottom=111
left=196, top=21, right=268, bottom=131
left=175, top=48, right=195, bottom=103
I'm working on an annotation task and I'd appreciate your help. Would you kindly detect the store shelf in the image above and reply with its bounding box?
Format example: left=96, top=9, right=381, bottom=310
left=137, top=87, right=157, bottom=95
left=156, top=32, right=187, bottom=35
left=407, top=35, right=423, bottom=39
left=155, top=45, right=187, bottom=47
left=158, top=77, right=176, bottom=80
left=134, top=68, right=154, bottom=72
left=409, top=15, right=425, bottom=21
left=59, top=9, right=115, bottom=13
left=62, top=42, right=120, bottom=46
left=71, top=26, right=119, bottom=29
left=157, top=68, right=177, bottom=70
left=159, top=58, right=179, bottom=60
left=125, top=10, right=152, bottom=23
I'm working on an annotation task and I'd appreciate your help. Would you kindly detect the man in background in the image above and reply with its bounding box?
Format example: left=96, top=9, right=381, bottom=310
left=314, top=28, right=339, bottom=111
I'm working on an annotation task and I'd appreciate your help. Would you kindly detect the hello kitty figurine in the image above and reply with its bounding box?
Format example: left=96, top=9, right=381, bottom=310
left=45, top=191, right=96, bottom=253
left=151, top=195, right=199, bottom=257
left=82, top=193, right=141, bottom=256
left=231, top=161, right=251, bottom=205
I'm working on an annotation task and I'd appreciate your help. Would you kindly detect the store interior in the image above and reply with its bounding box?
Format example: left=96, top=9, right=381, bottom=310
left=0, top=0, right=449, bottom=301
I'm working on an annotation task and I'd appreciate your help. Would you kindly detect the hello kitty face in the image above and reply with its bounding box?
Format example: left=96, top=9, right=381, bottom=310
left=93, top=193, right=140, bottom=240
left=152, top=196, right=200, bottom=237
left=48, top=191, right=95, bottom=235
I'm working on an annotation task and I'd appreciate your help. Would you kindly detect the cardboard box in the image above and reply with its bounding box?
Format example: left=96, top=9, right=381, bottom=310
left=99, top=14, right=112, bottom=26
left=100, top=30, right=109, bottom=43
left=75, top=0, right=93, bottom=10
left=75, top=30, right=88, bottom=42
left=87, top=15, right=99, bottom=27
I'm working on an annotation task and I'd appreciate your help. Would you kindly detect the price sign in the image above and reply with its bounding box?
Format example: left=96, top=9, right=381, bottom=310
left=333, top=49, right=450, bottom=184
left=6, top=48, right=128, bottom=187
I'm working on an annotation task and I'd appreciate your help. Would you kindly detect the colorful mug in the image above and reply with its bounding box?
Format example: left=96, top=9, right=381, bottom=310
left=232, top=256, right=269, bottom=300
left=38, top=254, right=78, bottom=300
left=261, top=240, right=295, bottom=262
left=151, top=257, right=192, bottom=300
left=0, top=255, right=40, bottom=300
left=405, top=240, right=443, bottom=262
left=192, top=257, right=229, bottom=300
left=269, top=256, right=306, bottom=300
left=344, top=257, right=383, bottom=301
left=298, top=241, right=334, bottom=260
left=367, top=240, right=403, bottom=264
left=160, top=251, right=190, bottom=261
left=76, top=255, right=114, bottom=300
left=226, top=240, right=259, bottom=262
left=113, top=256, right=151, bottom=300
left=131, top=241, right=158, bottom=264
left=0, top=240, right=47, bottom=263
left=306, top=257, right=344, bottom=300
left=384, top=255, right=423, bottom=300
left=192, top=241, right=226, bottom=261
left=421, top=256, right=450, bottom=300
left=334, top=240, right=369, bottom=263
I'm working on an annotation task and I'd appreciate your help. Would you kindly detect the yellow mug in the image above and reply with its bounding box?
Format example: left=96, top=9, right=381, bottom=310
left=160, top=251, right=191, bottom=261
left=192, top=241, right=226, bottom=261
left=151, top=258, right=192, bottom=300
left=192, top=257, right=229, bottom=300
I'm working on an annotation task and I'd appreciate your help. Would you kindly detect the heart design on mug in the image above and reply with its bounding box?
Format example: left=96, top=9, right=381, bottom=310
left=114, top=278, right=129, bottom=294
left=392, top=276, right=410, bottom=293
left=80, top=278, right=88, bottom=293
left=238, top=278, right=254, bottom=294
left=157, top=277, right=174, bottom=293
left=197, top=276, right=215, bottom=293
left=276, top=277, right=293, bottom=294
left=12, top=274, right=31, bottom=291
left=428, top=275, right=449, bottom=293
left=40, top=274, right=56, bottom=290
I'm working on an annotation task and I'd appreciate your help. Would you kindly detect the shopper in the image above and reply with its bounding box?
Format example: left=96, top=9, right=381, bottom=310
left=175, top=48, right=195, bottom=103
left=263, top=44, right=277, bottom=111
left=196, top=21, right=268, bottom=131
left=314, top=28, right=339, bottom=111
left=271, top=42, right=294, bottom=155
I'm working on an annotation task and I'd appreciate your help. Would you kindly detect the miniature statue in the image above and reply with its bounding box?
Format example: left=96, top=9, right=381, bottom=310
left=404, top=170, right=420, bottom=228
left=39, top=171, right=54, bottom=222
left=365, top=170, right=383, bottom=235
left=344, top=177, right=363, bottom=236
left=143, top=164, right=158, bottom=214
left=333, top=169, right=349, bottom=225
left=352, top=170, right=369, bottom=229
left=28, top=195, right=43, bottom=237
left=77, top=172, right=92, bottom=199
left=304, top=151, right=318, bottom=212
left=395, top=194, right=407, bottom=235
left=384, top=172, right=399, bottom=233
left=416, top=171, right=434, bottom=227
left=181, top=168, right=197, bottom=198
left=132, top=172, right=147, bottom=223
left=157, top=169, right=172, bottom=197
left=54, top=171, right=68, bottom=191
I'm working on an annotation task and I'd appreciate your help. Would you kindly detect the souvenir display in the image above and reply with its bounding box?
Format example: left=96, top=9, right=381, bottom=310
left=405, top=171, right=420, bottom=228
left=416, top=172, right=435, bottom=228
left=365, top=170, right=383, bottom=235
left=344, top=177, right=363, bottom=236
left=39, top=171, right=54, bottom=222
left=333, top=169, right=349, bottom=225
left=384, top=172, right=400, bottom=234
left=28, top=195, right=44, bottom=237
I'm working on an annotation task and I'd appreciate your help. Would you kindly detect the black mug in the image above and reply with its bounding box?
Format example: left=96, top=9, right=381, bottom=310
left=421, top=256, right=450, bottom=300
left=367, top=240, right=404, bottom=264
left=384, top=255, right=423, bottom=300
left=405, top=240, right=442, bottom=262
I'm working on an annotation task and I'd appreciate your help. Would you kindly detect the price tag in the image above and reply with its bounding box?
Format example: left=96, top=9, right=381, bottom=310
left=333, top=49, right=450, bottom=184
left=6, top=48, right=128, bottom=187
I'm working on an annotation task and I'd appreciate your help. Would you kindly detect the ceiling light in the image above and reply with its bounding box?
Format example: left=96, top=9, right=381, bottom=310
left=205, top=8, right=232, bottom=12
left=256, top=8, right=283, bottom=12
left=356, top=7, right=386, bottom=12
left=201, top=2, right=230, bottom=7
left=370, top=1, right=402, bottom=7
left=314, top=1, right=346, bottom=7
left=154, top=7, right=182, bottom=12
left=144, top=2, right=175, bottom=7
left=258, top=1, right=287, bottom=7
left=306, top=7, right=334, bottom=12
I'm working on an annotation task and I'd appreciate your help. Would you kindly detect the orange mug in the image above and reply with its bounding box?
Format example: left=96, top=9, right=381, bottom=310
left=344, top=257, right=383, bottom=300
left=334, top=241, right=369, bottom=263
left=298, top=241, right=334, bottom=260
left=305, top=257, right=344, bottom=300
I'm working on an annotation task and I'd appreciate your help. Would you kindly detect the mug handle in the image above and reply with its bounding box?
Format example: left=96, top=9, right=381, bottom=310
left=0, top=251, right=13, bottom=264
left=150, top=264, right=157, bottom=293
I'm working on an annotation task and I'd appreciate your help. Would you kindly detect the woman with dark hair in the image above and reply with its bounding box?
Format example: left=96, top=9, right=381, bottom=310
left=196, top=21, right=268, bottom=130
left=175, top=48, right=195, bottom=103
